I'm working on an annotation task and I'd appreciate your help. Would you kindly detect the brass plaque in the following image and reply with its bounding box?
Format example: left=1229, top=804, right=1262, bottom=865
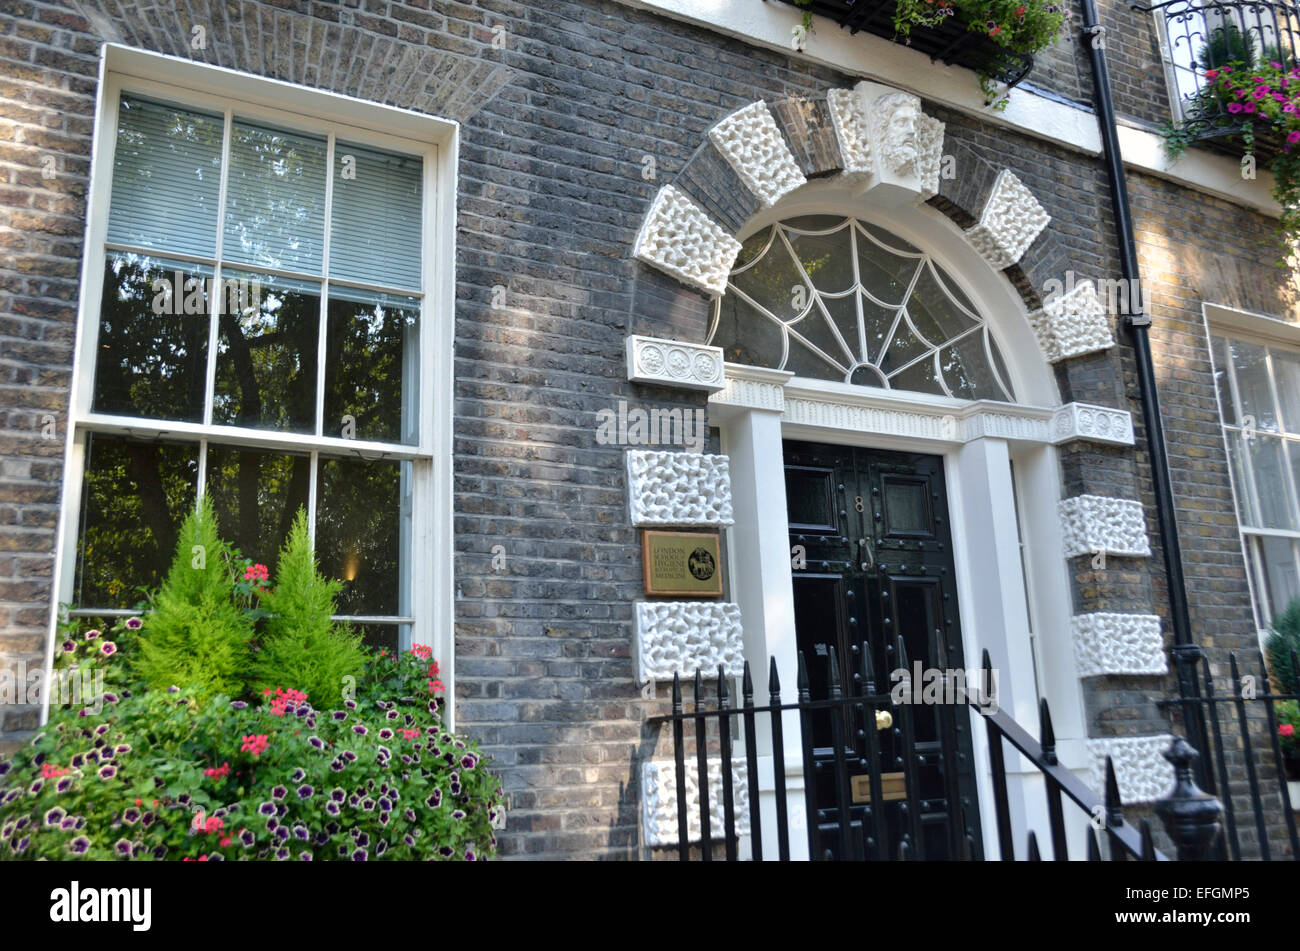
left=642, top=530, right=723, bottom=597
left=850, top=771, right=907, bottom=804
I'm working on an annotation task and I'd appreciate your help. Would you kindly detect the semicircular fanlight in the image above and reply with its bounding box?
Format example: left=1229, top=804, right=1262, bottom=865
left=708, top=215, right=1015, bottom=402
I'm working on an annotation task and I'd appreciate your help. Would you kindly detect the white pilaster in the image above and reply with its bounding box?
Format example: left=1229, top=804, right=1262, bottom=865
left=720, top=405, right=808, bottom=860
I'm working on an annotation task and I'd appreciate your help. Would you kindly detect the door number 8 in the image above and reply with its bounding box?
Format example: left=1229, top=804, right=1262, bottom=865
left=854, top=496, right=864, bottom=513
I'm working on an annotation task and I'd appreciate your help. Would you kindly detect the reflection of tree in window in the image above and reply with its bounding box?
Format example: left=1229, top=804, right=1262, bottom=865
left=74, top=435, right=197, bottom=608
left=213, top=276, right=319, bottom=434
left=94, top=254, right=209, bottom=422
left=315, top=457, right=401, bottom=616
left=204, top=446, right=310, bottom=571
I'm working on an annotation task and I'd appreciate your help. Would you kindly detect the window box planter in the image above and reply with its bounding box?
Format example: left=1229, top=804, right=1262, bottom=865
left=776, top=0, right=1036, bottom=90
left=1141, top=0, right=1300, bottom=163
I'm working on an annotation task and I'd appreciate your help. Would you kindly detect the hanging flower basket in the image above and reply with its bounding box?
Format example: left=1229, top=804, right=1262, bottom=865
left=783, top=0, right=1068, bottom=107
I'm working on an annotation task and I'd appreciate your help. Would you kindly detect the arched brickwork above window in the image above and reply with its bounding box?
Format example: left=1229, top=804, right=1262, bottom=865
left=631, top=82, right=1117, bottom=368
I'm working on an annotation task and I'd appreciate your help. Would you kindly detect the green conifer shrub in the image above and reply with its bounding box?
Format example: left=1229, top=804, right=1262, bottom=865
left=252, top=508, right=365, bottom=708
left=133, top=496, right=253, bottom=702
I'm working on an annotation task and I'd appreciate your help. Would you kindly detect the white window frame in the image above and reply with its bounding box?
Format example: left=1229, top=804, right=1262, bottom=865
left=1204, top=302, right=1300, bottom=642
left=44, top=45, right=459, bottom=726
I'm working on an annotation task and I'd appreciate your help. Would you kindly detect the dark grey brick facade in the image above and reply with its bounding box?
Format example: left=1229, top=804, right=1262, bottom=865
left=0, top=0, right=1294, bottom=859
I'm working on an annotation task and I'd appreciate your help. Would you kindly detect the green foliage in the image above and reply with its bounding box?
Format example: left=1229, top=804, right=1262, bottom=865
left=1266, top=598, right=1300, bottom=696
left=0, top=639, right=501, bottom=861
left=1198, top=24, right=1256, bottom=70
left=252, top=509, right=366, bottom=708
left=133, top=497, right=253, bottom=703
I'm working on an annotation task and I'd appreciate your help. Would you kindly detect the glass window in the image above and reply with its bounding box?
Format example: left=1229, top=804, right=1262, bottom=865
left=68, top=91, right=431, bottom=652
left=1209, top=330, right=1300, bottom=628
left=708, top=216, right=1015, bottom=401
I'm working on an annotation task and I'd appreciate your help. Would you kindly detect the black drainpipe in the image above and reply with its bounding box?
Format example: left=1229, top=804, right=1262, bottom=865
left=1079, top=0, right=1212, bottom=783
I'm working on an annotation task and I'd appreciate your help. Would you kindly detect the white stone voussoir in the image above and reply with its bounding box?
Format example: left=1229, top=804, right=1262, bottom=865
left=1071, top=613, right=1167, bottom=677
left=916, top=114, right=945, bottom=200
left=641, top=758, right=751, bottom=847
left=826, top=87, right=873, bottom=180
left=633, top=185, right=742, bottom=297
left=964, top=170, right=1051, bottom=269
left=1030, top=279, right=1115, bottom=362
left=1059, top=495, right=1151, bottom=558
left=708, top=101, right=807, bottom=207
left=635, top=601, right=744, bottom=682
left=626, top=450, right=734, bottom=526
left=1087, top=735, right=1176, bottom=805
left=626, top=335, right=725, bottom=392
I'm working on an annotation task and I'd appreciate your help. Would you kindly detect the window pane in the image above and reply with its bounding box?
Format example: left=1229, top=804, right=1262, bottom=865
left=203, top=445, right=311, bottom=569
left=213, top=271, right=320, bottom=434
left=330, top=142, right=422, bottom=290
left=107, top=96, right=223, bottom=257
left=223, top=119, right=327, bottom=273
left=1229, top=339, right=1279, bottom=432
left=94, top=253, right=210, bottom=422
left=905, top=262, right=978, bottom=347
left=1260, top=535, right=1300, bottom=617
left=347, top=623, right=406, bottom=655
left=315, top=456, right=403, bottom=616
left=1250, top=434, right=1296, bottom=530
left=1226, top=431, right=1259, bottom=527
left=938, top=329, right=1006, bottom=401
left=73, top=433, right=198, bottom=609
left=1210, top=334, right=1237, bottom=425
left=324, top=286, right=419, bottom=444
left=1271, top=348, right=1300, bottom=434
left=787, top=222, right=854, bottom=294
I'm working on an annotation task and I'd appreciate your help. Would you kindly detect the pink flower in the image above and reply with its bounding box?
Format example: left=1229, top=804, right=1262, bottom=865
left=1281, top=723, right=1296, bottom=736
left=1289, top=130, right=1300, bottom=144
left=240, top=734, right=269, bottom=756
left=1243, top=102, right=1257, bottom=113
left=1228, top=103, right=1244, bottom=113
left=100, top=642, right=116, bottom=657
left=1252, top=86, right=1271, bottom=99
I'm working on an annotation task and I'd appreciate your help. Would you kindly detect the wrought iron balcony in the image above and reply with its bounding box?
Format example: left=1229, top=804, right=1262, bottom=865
left=775, top=0, right=1035, bottom=89
left=1137, top=0, right=1300, bottom=157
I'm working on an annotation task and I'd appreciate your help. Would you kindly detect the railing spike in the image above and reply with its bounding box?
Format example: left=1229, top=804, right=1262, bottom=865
left=828, top=645, right=842, bottom=698
left=742, top=661, right=753, bottom=706
left=694, top=669, right=703, bottom=712
left=671, top=672, right=682, bottom=714
left=1027, top=831, right=1042, bottom=861
left=1228, top=651, right=1242, bottom=693
left=1039, top=698, right=1057, bottom=766
left=895, top=634, right=909, bottom=669
left=797, top=650, right=810, bottom=697
left=982, top=648, right=993, bottom=674
left=1087, top=826, right=1101, bottom=862
left=717, top=664, right=729, bottom=709
left=768, top=655, right=781, bottom=696
left=860, top=639, right=876, bottom=693
left=1104, top=756, right=1124, bottom=827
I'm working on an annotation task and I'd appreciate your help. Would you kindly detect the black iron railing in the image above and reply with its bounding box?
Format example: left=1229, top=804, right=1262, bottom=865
left=773, top=0, right=1035, bottom=89
left=1137, top=0, right=1300, bottom=155
left=646, top=639, right=1241, bottom=860
left=1158, top=647, right=1299, bottom=860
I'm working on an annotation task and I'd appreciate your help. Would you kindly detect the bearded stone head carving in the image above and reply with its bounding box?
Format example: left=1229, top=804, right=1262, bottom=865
left=871, top=91, right=922, bottom=176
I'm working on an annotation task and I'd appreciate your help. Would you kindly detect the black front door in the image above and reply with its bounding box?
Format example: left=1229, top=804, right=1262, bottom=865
left=784, top=439, right=982, bottom=860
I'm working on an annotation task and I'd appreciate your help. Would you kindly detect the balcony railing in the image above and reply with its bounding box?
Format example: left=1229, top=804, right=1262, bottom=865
left=1138, top=0, right=1300, bottom=156
left=775, top=0, right=1036, bottom=89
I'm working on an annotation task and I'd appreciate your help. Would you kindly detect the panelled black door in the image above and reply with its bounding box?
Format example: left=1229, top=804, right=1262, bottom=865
left=784, top=439, right=982, bottom=860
